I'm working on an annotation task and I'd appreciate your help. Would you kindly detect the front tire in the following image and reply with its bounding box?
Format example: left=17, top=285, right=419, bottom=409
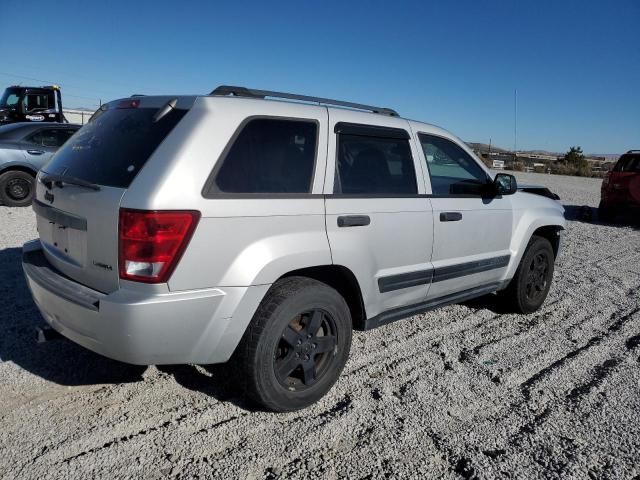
left=0, top=170, right=35, bottom=207
left=233, top=277, right=352, bottom=412
left=501, top=235, right=555, bottom=314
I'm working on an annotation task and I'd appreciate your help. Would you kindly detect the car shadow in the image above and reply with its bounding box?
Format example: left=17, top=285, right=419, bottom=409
left=461, top=292, right=515, bottom=315
left=0, top=246, right=250, bottom=407
left=0, top=246, right=146, bottom=386
left=157, top=364, right=255, bottom=411
left=563, top=204, right=639, bottom=229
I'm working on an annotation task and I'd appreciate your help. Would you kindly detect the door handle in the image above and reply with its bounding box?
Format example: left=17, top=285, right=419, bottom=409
left=337, top=215, right=371, bottom=227
left=27, top=150, right=45, bottom=155
left=440, top=212, right=462, bottom=222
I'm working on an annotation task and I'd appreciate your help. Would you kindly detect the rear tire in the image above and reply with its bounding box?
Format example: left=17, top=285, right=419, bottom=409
left=0, top=170, right=35, bottom=207
left=233, top=276, right=352, bottom=412
left=500, top=235, right=555, bottom=314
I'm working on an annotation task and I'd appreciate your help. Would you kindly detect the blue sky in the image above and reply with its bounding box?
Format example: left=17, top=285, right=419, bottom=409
left=1, top=0, right=638, bottom=153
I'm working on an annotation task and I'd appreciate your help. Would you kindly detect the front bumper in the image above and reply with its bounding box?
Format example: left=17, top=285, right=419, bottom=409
left=22, top=240, right=266, bottom=365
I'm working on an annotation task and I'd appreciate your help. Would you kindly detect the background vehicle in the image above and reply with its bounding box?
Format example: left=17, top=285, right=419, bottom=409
left=0, top=122, right=80, bottom=206
left=599, top=150, right=640, bottom=222
left=22, top=87, right=565, bottom=411
left=0, top=85, right=66, bottom=125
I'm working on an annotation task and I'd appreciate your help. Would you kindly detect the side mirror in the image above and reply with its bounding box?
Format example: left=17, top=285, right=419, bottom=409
left=494, top=173, right=517, bottom=195
left=17, top=100, right=25, bottom=115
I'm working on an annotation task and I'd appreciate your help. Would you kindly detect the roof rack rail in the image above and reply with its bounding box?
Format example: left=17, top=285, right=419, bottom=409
left=626, top=149, right=640, bottom=153
left=210, top=85, right=399, bottom=117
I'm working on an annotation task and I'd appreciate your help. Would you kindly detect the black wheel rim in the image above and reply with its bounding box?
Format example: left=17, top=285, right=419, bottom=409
left=525, top=251, right=550, bottom=303
left=274, top=309, right=338, bottom=391
left=5, top=177, right=31, bottom=201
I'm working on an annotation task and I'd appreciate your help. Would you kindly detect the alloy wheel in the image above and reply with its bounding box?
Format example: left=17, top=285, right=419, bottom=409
left=274, top=309, right=338, bottom=391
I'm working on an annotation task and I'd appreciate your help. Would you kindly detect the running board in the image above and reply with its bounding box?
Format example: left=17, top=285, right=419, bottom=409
left=363, top=282, right=503, bottom=331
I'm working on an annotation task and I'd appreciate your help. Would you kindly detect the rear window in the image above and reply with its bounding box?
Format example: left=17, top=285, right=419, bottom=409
left=614, top=154, right=640, bottom=173
left=43, top=105, right=187, bottom=188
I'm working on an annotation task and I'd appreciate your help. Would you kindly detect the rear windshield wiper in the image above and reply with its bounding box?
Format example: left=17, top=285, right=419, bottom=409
left=41, top=174, right=101, bottom=191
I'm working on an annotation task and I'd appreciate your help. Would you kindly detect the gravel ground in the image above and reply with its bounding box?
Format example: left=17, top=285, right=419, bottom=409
left=1, top=172, right=639, bottom=479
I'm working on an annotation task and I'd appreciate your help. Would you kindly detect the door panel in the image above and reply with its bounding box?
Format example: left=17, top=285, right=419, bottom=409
left=428, top=196, right=512, bottom=299
left=324, top=110, right=433, bottom=319
left=413, top=130, right=513, bottom=300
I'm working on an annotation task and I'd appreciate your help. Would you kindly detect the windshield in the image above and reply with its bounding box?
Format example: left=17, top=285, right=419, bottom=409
left=42, top=104, right=187, bottom=188
left=0, top=88, right=21, bottom=108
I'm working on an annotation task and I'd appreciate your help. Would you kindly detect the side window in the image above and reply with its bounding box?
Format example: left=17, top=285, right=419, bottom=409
left=25, top=130, right=43, bottom=146
left=26, top=129, right=75, bottom=148
left=335, top=131, right=417, bottom=195
left=24, top=93, right=50, bottom=112
left=40, top=129, right=60, bottom=147
left=615, top=155, right=640, bottom=172
left=210, top=118, right=317, bottom=194
left=51, top=129, right=76, bottom=147
left=419, top=134, right=489, bottom=196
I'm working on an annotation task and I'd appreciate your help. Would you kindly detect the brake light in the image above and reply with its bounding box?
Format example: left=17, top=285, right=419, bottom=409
left=117, top=99, right=140, bottom=109
left=118, top=209, right=200, bottom=283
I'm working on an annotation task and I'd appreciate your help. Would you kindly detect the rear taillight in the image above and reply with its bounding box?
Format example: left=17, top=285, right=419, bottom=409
left=117, top=99, right=140, bottom=109
left=118, top=209, right=200, bottom=283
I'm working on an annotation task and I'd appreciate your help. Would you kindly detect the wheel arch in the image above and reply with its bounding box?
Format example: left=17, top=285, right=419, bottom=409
left=506, top=209, right=566, bottom=282
left=0, top=163, right=38, bottom=177
left=531, top=224, right=564, bottom=259
left=280, top=264, right=367, bottom=331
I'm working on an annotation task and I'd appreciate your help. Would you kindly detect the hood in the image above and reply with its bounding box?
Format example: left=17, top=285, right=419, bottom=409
left=517, top=183, right=560, bottom=200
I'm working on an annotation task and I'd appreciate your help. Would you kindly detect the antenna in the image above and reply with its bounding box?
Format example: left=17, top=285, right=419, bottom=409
left=514, top=89, right=518, bottom=152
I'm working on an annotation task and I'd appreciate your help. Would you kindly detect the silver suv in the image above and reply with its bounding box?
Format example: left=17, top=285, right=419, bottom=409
left=22, top=86, right=566, bottom=411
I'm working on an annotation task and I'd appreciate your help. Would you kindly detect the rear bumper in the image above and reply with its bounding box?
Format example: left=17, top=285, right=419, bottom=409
left=22, top=240, right=268, bottom=365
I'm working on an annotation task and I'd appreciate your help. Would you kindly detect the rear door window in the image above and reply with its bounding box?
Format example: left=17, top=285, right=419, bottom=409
left=334, top=129, right=417, bottom=195
left=43, top=105, right=187, bottom=188
left=207, top=118, right=318, bottom=194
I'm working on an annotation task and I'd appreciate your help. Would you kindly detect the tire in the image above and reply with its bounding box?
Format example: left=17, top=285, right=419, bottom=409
left=500, top=235, right=555, bottom=314
left=598, top=201, right=616, bottom=223
left=233, top=276, right=352, bottom=412
left=0, top=170, right=35, bottom=207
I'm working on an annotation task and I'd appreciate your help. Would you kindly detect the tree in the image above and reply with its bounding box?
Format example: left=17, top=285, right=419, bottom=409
left=563, top=146, right=585, bottom=166
left=561, top=146, right=591, bottom=176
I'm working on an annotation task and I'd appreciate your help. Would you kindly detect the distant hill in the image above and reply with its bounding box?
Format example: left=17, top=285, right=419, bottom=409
left=467, top=142, right=620, bottom=161
left=466, top=142, right=509, bottom=154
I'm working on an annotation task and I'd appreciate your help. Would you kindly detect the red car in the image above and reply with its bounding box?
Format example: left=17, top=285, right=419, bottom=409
left=599, top=150, right=640, bottom=222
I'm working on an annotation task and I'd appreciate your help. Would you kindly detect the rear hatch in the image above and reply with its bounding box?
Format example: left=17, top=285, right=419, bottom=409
left=34, top=97, right=190, bottom=293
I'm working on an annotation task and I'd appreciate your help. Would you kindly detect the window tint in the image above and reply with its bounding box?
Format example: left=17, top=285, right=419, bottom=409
left=212, top=118, right=317, bottom=194
left=614, top=154, right=640, bottom=172
left=335, top=134, right=417, bottom=194
left=43, top=106, right=187, bottom=188
left=24, top=93, right=51, bottom=111
left=419, top=134, right=489, bottom=196
left=25, top=130, right=43, bottom=145
left=2, top=93, right=20, bottom=106
left=27, top=128, right=75, bottom=147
